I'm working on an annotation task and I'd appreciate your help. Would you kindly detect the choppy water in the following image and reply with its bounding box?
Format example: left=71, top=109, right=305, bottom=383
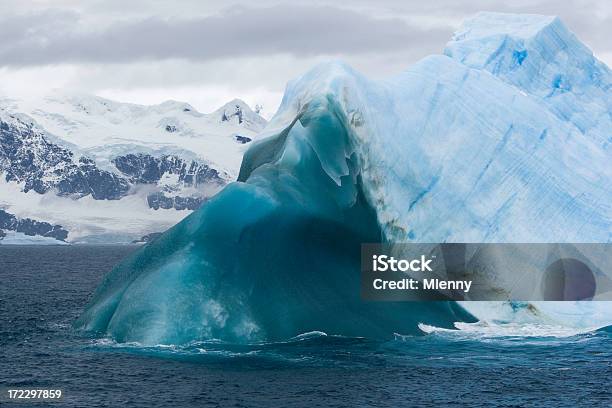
left=1, top=245, right=611, bottom=407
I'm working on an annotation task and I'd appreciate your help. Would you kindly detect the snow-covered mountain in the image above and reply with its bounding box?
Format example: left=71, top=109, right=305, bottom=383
left=0, top=95, right=266, bottom=243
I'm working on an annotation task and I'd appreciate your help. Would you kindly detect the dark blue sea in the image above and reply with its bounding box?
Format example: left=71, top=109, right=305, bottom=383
left=1, top=245, right=610, bottom=407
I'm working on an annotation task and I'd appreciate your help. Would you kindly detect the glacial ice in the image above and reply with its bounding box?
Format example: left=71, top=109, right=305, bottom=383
left=76, top=13, right=611, bottom=344
left=444, top=12, right=611, bottom=146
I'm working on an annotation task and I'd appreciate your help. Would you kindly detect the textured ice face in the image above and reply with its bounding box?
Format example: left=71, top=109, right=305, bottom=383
left=444, top=12, right=612, bottom=145
left=264, top=55, right=609, bottom=244
left=76, top=13, right=611, bottom=345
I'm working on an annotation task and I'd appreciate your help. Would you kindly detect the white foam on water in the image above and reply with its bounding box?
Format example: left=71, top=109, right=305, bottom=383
left=418, top=321, right=601, bottom=338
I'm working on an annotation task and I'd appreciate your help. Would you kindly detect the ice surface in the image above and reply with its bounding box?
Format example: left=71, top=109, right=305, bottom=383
left=76, top=13, right=611, bottom=344
left=0, top=231, right=69, bottom=245
left=445, top=12, right=611, bottom=146
left=259, top=54, right=609, bottom=244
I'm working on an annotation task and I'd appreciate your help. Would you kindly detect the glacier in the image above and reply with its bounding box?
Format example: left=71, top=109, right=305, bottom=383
left=76, top=12, right=611, bottom=345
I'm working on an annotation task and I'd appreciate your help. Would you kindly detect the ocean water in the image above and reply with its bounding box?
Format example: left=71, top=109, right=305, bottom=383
left=0, top=245, right=610, bottom=407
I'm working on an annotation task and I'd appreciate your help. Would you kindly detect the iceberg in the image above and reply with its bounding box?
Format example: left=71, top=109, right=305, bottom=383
left=76, top=13, right=611, bottom=345
left=444, top=12, right=611, bottom=145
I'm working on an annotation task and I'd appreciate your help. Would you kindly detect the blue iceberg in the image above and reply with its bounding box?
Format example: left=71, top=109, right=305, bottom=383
left=76, top=12, right=611, bottom=345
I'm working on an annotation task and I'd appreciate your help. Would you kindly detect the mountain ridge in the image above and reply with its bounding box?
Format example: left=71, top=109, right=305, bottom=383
left=0, top=95, right=267, bottom=243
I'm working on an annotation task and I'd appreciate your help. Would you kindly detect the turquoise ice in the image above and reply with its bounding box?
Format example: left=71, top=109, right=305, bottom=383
left=76, top=13, right=611, bottom=345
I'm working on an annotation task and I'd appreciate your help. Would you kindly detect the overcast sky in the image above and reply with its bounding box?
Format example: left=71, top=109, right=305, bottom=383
left=0, top=0, right=610, bottom=118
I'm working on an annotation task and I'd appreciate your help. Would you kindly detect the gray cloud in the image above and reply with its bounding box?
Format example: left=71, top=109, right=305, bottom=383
left=0, top=5, right=451, bottom=66
left=0, top=0, right=609, bottom=116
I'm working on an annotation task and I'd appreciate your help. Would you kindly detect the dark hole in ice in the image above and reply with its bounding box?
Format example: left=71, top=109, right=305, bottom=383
left=542, top=258, right=596, bottom=301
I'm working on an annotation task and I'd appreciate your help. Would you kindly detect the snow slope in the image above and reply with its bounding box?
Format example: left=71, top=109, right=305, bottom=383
left=0, top=178, right=188, bottom=243
left=1, top=94, right=265, bottom=175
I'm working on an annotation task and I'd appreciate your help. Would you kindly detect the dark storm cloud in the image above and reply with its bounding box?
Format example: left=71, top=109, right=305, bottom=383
left=0, top=5, right=451, bottom=66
